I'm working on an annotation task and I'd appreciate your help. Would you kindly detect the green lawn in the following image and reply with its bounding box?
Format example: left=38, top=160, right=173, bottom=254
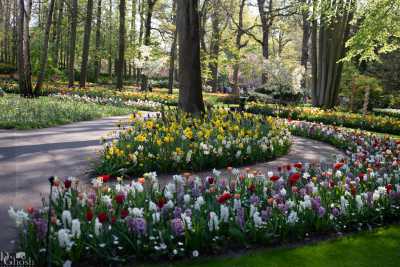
left=141, top=225, right=400, bottom=267
left=0, top=94, right=133, bottom=129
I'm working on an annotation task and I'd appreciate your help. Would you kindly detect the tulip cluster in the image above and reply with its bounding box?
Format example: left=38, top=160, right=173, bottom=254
left=9, top=120, right=400, bottom=266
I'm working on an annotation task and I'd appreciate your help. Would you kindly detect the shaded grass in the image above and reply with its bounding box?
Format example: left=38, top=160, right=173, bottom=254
left=140, top=225, right=400, bottom=267
left=0, top=94, right=133, bottom=129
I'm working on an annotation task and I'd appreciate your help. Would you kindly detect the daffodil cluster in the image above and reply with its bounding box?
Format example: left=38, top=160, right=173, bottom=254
left=96, top=110, right=292, bottom=177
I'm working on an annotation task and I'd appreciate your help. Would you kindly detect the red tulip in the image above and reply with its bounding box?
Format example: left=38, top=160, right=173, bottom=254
left=294, top=162, right=302, bottom=169
left=386, top=184, right=393, bottom=194
left=86, top=210, right=94, bottom=221
left=289, top=173, right=301, bottom=186
left=115, top=194, right=125, bottom=205
left=248, top=183, right=256, bottom=193
left=111, top=216, right=117, bottom=224
left=157, top=197, right=166, bottom=209
left=99, top=175, right=111, bottom=183
left=121, top=209, right=129, bottom=219
left=64, top=179, right=72, bottom=189
left=334, top=162, right=344, bottom=170
left=207, top=176, right=215, bottom=185
left=270, top=175, right=280, bottom=182
left=217, top=192, right=232, bottom=204
left=98, top=212, right=108, bottom=223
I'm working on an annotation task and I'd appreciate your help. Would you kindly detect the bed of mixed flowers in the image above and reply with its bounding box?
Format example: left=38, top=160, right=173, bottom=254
left=95, top=110, right=291, bottom=177
left=247, top=103, right=400, bottom=135
left=8, top=119, right=400, bottom=266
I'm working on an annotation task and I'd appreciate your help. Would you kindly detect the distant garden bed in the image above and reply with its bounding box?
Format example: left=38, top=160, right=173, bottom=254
left=247, top=103, right=400, bottom=135
left=0, top=94, right=134, bottom=129
left=9, top=120, right=400, bottom=266
left=95, top=110, right=292, bottom=176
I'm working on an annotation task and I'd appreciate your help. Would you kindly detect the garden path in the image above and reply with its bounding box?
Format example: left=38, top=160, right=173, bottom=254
left=0, top=115, right=345, bottom=252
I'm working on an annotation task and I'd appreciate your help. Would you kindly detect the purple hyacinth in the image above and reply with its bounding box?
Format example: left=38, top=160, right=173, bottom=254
left=173, top=207, right=182, bottom=218
left=33, top=218, right=48, bottom=239
left=250, top=194, right=260, bottom=205
left=171, top=218, right=185, bottom=236
left=261, top=207, right=272, bottom=221
left=332, top=207, right=340, bottom=217
left=317, top=206, right=326, bottom=218
left=127, top=217, right=147, bottom=236
left=235, top=207, right=245, bottom=230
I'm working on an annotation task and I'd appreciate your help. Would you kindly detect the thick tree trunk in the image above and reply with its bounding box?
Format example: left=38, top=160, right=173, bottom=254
left=67, top=0, right=78, bottom=88
left=17, top=0, right=33, bottom=97
left=53, top=0, right=64, bottom=67
left=35, top=0, right=56, bottom=93
left=311, top=11, right=318, bottom=106
left=94, top=0, right=102, bottom=82
left=177, top=0, right=205, bottom=114
left=80, top=0, right=94, bottom=87
left=108, top=0, right=113, bottom=80
left=168, top=0, right=177, bottom=94
left=116, top=0, right=126, bottom=89
left=129, top=0, right=137, bottom=80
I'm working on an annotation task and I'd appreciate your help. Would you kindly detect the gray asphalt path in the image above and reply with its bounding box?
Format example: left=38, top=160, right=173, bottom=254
left=0, top=117, right=345, bottom=252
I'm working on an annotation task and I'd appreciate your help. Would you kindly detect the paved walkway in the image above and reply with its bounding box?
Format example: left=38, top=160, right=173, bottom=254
left=0, top=116, right=345, bottom=252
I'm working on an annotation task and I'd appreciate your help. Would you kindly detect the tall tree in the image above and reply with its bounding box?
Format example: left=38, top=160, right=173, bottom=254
left=53, top=0, right=64, bottom=67
left=129, top=0, right=137, bottom=79
left=17, top=0, right=33, bottom=97
left=177, top=0, right=205, bottom=114
left=300, top=0, right=311, bottom=89
left=311, top=0, right=356, bottom=108
left=168, top=0, right=177, bottom=94
left=67, top=0, right=78, bottom=87
left=140, top=0, right=158, bottom=91
left=209, top=0, right=222, bottom=92
left=94, top=0, right=102, bottom=82
left=35, top=0, right=56, bottom=92
left=80, top=0, right=95, bottom=87
left=116, top=0, right=126, bottom=89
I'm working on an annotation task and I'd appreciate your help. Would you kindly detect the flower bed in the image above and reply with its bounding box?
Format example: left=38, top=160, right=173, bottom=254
left=9, top=120, right=400, bottom=266
left=51, top=93, right=163, bottom=112
left=95, top=110, right=292, bottom=177
left=247, top=103, right=400, bottom=135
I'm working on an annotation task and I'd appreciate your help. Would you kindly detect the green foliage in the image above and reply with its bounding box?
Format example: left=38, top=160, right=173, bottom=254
left=344, top=0, right=400, bottom=63
left=0, top=63, right=16, bottom=74
left=0, top=94, right=133, bottom=129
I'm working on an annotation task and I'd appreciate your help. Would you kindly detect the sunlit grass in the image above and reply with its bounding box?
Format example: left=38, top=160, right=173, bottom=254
left=139, top=225, right=400, bottom=267
left=0, top=94, right=133, bottom=129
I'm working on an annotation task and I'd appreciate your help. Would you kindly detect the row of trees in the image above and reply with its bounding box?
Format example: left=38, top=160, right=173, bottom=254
left=1, top=0, right=399, bottom=110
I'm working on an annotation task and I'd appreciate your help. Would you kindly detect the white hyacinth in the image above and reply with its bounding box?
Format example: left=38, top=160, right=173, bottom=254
left=194, top=196, right=205, bottom=210
left=8, top=207, right=29, bottom=227
left=220, top=205, right=229, bottom=223
left=129, top=207, right=144, bottom=218
left=58, top=229, right=73, bottom=249
left=183, top=194, right=191, bottom=205
left=94, top=218, right=102, bottom=236
left=253, top=211, right=264, bottom=228
left=71, top=219, right=81, bottom=238
left=62, top=210, right=72, bottom=227
left=208, top=212, right=219, bottom=231
left=287, top=211, right=299, bottom=224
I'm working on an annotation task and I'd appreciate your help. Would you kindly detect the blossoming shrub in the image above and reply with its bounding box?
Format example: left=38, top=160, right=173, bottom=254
left=247, top=103, right=400, bottom=135
left=95, top=110, right=292, bottom=177
left=10, top=121, right=400, bottom=266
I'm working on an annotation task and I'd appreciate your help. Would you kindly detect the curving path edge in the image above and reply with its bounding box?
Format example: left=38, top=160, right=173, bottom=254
left=0, top=115, right=345, bottom=251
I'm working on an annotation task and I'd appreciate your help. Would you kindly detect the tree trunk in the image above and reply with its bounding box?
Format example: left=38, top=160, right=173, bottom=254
left=300, top=0, right=311, bottom=89
left=129, top=0, right=137, bottom=81
left=67, top=0, right=78, bottom=88
left=140, top=0, right=157, bottom=91
left=53, top=0, right=64, bottom=67
left=116, top=0, right=126, bottom=89
left=17, top=0, right=33, bottom=97
left=94, top=0, right=102, bottom=82
left=233, top=0, right=246, bottom=95
left=363, top=85, right=370, bottom=115
left=108, top=0, right=113, bottom=81
left=209, top=0, right=221, bottom=93
left=177, top=0, right=205, bottom=114
left=35, top=0, right=56, bottom=93
left=168, top=0, right=177, bottom=94
left=258, top=0, right=273, bottom=84
left=79, top=0, right=94, bottom=87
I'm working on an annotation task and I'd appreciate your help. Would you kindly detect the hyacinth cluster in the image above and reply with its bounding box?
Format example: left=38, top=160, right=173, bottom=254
left=10, top=120, right=400, bottom=266
left=96, top=110, right=291, bottom=176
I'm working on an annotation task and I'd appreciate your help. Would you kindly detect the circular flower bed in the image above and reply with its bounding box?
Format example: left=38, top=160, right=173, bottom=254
left=95, top=110, right=292, bottom=177
left=9, top=121, right=400, bottom=266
